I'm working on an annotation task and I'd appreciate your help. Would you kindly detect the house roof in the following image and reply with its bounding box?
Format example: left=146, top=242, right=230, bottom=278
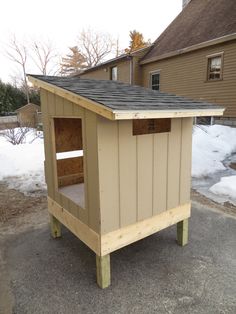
left=28, top=75, right=224, bottom=120
left=79, top=45, right=152, bottom=75
left=142, top=0, right=236, bottom=63
left=15, top=103, right=40, bottom=112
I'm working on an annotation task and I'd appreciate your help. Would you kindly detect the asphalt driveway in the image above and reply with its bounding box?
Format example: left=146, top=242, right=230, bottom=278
left=0, top=202, right=236, bottom=314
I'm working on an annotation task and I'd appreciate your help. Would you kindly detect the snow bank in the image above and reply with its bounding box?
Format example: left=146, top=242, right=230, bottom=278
left=209, top=176, right=236, bottom=205
left=192, top=125, right=236, bottom=178
left=0, top=129, right=46, bottom=195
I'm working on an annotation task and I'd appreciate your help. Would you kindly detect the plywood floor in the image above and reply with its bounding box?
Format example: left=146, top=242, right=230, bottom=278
left=59, top=183, right=85, bottom=208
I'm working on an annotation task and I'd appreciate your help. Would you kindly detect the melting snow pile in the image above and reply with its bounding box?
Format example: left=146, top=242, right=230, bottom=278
left=209, top=176, right=236, bottom=204
left=0, top=129, right=46, bottom=195
left=192, top=124, right=236, bottom=205
left=192, top=125, right=236, bottom=177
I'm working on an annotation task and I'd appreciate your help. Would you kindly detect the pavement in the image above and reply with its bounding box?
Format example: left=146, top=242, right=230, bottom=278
left=0, top=202, right=236, bottom=314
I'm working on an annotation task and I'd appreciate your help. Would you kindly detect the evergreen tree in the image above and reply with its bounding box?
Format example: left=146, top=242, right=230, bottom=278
left=0, top=80, right=40, bottom=115
left=61, top=46, right=87, bottom=76
left=125, top=30, right=150, bottom=53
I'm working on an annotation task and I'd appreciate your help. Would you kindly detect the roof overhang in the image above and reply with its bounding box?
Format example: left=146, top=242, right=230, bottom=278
left=140, top=33, right=236, bottom=65
left=28, top=75, right=225, bottom=120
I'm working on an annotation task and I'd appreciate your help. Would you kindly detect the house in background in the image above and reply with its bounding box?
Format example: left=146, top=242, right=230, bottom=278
left=79, top=0, right=236, bottom=125
left=16, top=103, right=41, bottom=128
left=80, top=45, right=151, bottom=86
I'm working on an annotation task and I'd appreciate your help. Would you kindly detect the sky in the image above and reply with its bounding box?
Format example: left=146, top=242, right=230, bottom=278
left=0, top=0, right=182, bottom=83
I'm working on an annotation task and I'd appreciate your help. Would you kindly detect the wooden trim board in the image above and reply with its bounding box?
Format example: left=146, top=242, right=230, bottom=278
left=48, top=197, right=190, bottom=256
left=48, top=197, right=100, bottom=254
left=113, top=109, right=224, bottom=120
left=100, top=203, right=191, bottom=256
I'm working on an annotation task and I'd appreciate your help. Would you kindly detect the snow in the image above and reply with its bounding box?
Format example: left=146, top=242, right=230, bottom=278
left=0, top=125, right=236, bottom=206
left=192, top=125, right=236, bottom=178
left=209, top=176, right=236, bottom=205
left=0, top=129, right=46, bottom=195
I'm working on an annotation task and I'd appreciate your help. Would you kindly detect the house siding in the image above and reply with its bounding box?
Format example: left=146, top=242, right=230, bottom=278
left=141, top=40, right=236, bottom=117
left=80, top=59, right=131, bottom=84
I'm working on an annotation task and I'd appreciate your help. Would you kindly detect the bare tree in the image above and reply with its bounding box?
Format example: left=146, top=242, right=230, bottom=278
left=31, top=40, right=59, bottom=75
left=5, top=35, right=30, bottom=103
left=77, top=29, right=115, bottom=68
left=3, top=126, right=31, bottom=145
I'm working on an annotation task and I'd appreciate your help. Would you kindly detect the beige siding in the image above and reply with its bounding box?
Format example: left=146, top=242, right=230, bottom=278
left=118, top=120, right=137, bottom=227
left=97, top=117, right=120, bottom=234
left=180, top=118, right=193, bottom=204
left=80, top=60, right=131, bottom=84
left=132, top=56, right=143, bottom=86
left=167, top=119, right=182, bottom=210
left=137, top=135, right=153, bottom=220
left=41, top=89, right=100, bottom=233
left=97, top=117, right=192, bottom=234
left=41, top=90, right=55, bottom=199
left=42, top=90, right=192, bottom=237
left=141, top=40, right=236, bottom=117
left=153, top=133, right=168, bottom=214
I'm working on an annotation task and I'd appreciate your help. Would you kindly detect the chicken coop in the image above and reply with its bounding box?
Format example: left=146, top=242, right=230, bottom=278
left=28, top=75, right=224, bottom=288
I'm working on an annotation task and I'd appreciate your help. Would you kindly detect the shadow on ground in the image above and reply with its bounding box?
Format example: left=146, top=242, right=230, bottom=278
left=1, top=205, right=236, bottom=314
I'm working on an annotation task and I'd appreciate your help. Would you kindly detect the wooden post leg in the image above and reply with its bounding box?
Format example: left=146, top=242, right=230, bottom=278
left=177, top=219, right=188, bottom=246
left=96, top=254, right=111, bottom=289
left=50, top=214, right=61, bottom=238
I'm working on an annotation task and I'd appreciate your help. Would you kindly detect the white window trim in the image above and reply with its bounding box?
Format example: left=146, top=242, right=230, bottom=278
left=149, top=70, right=161, bottom=90
left=206, top=52, right=224, bottom=81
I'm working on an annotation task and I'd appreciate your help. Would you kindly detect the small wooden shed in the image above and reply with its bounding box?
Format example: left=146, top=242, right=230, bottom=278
left=28, top=75, right=224, bottom=288
left=16, top=103, right=41, bottom=128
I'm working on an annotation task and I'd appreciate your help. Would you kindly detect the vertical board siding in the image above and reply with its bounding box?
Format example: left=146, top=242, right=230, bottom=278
left=42, top=88, right=192, bottom=237
left=167, top=119, right=182, bottom=210
left=180, top=118, right=193, bottom=204
left=137, top=134, right=153, bottom=221
left=84, top=110, right=100, bottom=233
left=118, top=120, right=137, bottom=227
left=41, top=89, right=100, bottom=232
left=55, top=95, right=64, bottom=116
left=97, top=118, right=191, bottom=234
left=63, top=98, right=73, bottom=116
left=97, top=117, right=120, bottom=234
left=41, top=90, right=55, bottom=199
left=79, top=108, right=89, bottom=225
left=153, top=133, right=168, bottom=214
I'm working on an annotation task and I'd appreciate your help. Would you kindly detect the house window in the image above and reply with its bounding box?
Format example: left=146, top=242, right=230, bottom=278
left=207, top=55, right=222, bottom=81
left=150, top=72, right=160, bottom=91
left=110, top=66, right=118, bottom=81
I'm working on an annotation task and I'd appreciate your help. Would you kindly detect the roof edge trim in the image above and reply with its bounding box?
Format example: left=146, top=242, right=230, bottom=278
left=113, top=108, right=225, bottom=120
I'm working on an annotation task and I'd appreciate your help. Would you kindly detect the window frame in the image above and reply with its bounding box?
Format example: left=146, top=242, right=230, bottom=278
left=51, top=116, right=87, bottom=210
left=149, top=70, right=161, bottom=91
left=110, top=66, right=118, bottom=81
left=206, top=52, right=224, bottom=82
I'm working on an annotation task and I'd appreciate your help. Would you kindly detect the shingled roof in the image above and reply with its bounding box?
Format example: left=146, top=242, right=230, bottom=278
left=142, top=0, right=236, bottom=62
left=28, top=75, right=224, bottom=120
